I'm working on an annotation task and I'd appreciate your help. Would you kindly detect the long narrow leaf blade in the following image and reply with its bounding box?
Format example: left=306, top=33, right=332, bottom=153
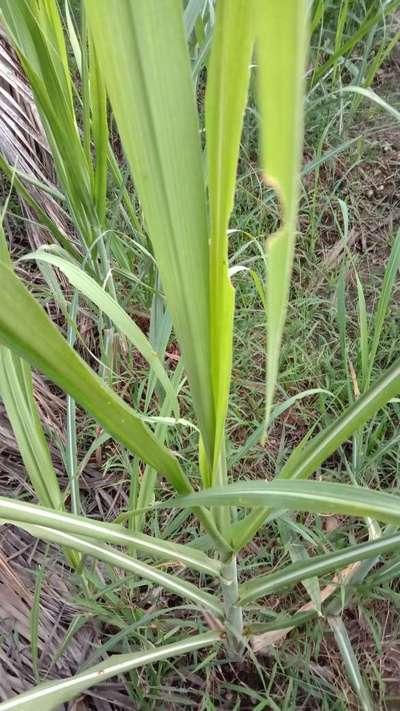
left=0, top=631, right=220, bottom=711
left=366, top=229, right=400, bottom=387
left=0, top=223, right=79, bottom=566
left=2, top=522, right=222, bottom=617
left=0, top=496, right=221, bottom=577
left=231, top=359, right=400, bottom=548
left=85, top=0, right=215, bottom=456
left=279, top=359, right=400, bottom=482
left=0, top=263, right=190, bottom=494
left=328, top=617, right=373, bottom=711
left=255, top=0, right=308, bottom=433
left=0, top=350, right=61, bottom=509
left=239, top=531, right=400, bottom=605
left=206, top=1, right=254, bottom=481
left=171, top=479, right=400, bottom=529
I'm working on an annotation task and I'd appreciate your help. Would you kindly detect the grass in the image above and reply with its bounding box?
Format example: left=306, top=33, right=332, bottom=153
left=0, top=0, right=399, bottom=708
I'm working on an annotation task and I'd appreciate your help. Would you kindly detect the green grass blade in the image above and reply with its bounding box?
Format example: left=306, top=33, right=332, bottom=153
left=30, top=249, right=179, bottom=416
left=65, top=292, right=79, bottom=515
left=328, top=617, right=373, bottom=711
left=312, top=0, right=400, bottom=83
left=80, top=6, right=92, bottom=178
left=355, top=272, right=369, bottom=388
left=135, top=363, right=183, bottom=534
left=0, top=262, right=190, bottom=495
left=336, top=267, right=350, bottom=391
left=30, top=564, right=45, bottom=684
left=340, top=86, right=400, bottom=123
left=85, top=0, right=215, bottom=457
left=366, top=230, right=400, bottom=387
left=0, top=350, right=61, bottom=510
left=358, top=30, right=400, bottom=101
left=332, top=0, right=350, bottom=84
left=254, top=0, right=308, bottom=434
left=279, top=359, right=400, bottom=483
left=64, top=0, right=81, bottom=72
left=229, top=388, right=331, bottom=469
left=229, top=360, right=400, bottom=548
left=205, top=0, right=254, bottom=483
left=171, top=479, right=400, bottom=528
left=0, top=496, right=221, bottom=577
left=287, top=542, right=321, bottom=614
left=0, top=631, right=220, bottom=711
left=239, top=531, right=400, bottom=605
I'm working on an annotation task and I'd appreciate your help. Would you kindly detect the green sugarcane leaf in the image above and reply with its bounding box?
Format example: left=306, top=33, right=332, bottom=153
left=0, top=223, right=79, bottom=567
left=255, top=0, right=308, bottom=435
left=85, top=0, right=215, bottom=457
left=170, top=480, right=400, bottom=530
left=0, top=0, right=99, bottom=255
left=0, top=522, right=222, bottom=617
left=0, top=631, right=220, bottom=711
left=230, top=359, right=400, bottom=549
left=0, top=496, right=221, bottom=577
left=239, top=531, right=400, bottom=605
left=0, top=263, right=230, bottom=553
left=0, top=154, right=81, bottom=260
left=278, top=359, right=400, bottom=483
left=205, top=0, right=254, bottom=483
left=0, top=262, right=189, bottom=494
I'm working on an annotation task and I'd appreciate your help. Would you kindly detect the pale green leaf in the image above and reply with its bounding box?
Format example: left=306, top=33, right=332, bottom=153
left=231, top=359, right=400, bottom=549
left=0, top=351, right=61, bottom=510
left=206, top=0, right=254, bottom=482
left=0, top=0, right=99, bottom=255
left=239, top=531, right=400, bottom=605
left=287, top=542, right=321, bottom=614
left=0, top=496, right=221, bottom=577
left=340, top=86, right=400, bottom=123
left=0, top=225, right=79, bottom=567
left=0, top=262, right=189, bottom=495
left=279, top=359, right=400, bottom=482
left=0, top=631, right=219, bottom=711
left=366, top=230, right=400, bottom=388
left=171, top=479, right=400, bottom=530
left=355, top=272, right=368, bottom=388
left=255, top=0, right=308, bottom=433
left=0, top=264, right=230, bottom=551
left=85, top=0, right=215, bottom=456
left=3, top=522, right=223, bottom=617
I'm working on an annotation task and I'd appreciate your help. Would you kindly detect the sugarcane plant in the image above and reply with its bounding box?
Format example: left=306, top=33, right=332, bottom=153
left=0, top=1, right=399, bottom=709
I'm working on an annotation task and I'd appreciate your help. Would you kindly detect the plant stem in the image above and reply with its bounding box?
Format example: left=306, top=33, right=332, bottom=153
left=215, top=438, right=243, bottom=656
left=213, top=438, right=230, bottom=533
left=221, top=554, right=244, bottom=660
